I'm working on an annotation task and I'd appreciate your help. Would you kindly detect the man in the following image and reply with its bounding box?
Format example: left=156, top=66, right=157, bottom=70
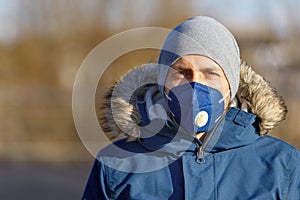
left=82, top=16, right=300, bottom=199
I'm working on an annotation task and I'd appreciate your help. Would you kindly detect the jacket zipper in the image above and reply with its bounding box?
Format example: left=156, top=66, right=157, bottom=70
left=196, top=146, right=205, bottom=164
left=195, top=112, right=226, bottom=164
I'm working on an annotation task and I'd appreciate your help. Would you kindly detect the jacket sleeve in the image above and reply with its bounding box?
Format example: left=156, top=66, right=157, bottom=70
left=286, top=149, right=300, bottom=200
left=82, top=158, right=110, bottom=200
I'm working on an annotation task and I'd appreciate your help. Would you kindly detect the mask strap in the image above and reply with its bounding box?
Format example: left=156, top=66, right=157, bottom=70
left=218, top=90, right=230, bottom=103
left=164, top=91, right=172, bottom=101
left=164, top=91, right=176, bottom=118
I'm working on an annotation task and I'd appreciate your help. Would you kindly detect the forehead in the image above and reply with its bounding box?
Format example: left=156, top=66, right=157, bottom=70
left=171, top=55, right=222, bottom=71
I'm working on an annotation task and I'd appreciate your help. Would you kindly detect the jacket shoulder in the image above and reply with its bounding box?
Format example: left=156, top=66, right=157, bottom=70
left=98, top=138, right=148, bottom=159
left=254, top=135, right=300, bottom=164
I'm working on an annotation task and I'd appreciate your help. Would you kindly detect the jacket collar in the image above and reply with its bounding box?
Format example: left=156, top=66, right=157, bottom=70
left=138, top=107, right=260, bottom=154
left=204, top=107, right=260, bottom=153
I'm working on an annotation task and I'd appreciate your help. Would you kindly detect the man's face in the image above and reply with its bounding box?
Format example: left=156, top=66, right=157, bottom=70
left=165, top=55, right=231, bottom=109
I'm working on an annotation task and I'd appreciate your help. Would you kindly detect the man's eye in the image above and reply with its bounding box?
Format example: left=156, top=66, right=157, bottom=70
left=206, top=71, right=220, bottom=77
left=181, top=70, right=193, bottom=76
left=178, top=71, right=187, bottom=75
left=172, top=71, right=186, bottom=77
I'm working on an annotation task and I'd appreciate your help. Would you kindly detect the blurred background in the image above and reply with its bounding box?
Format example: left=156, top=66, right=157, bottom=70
left=0, top=0, right=299, bottom=199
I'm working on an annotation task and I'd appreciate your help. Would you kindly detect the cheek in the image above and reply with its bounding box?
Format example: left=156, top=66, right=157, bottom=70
left=224, top=93, right=231, bottom=110
left=164, top=77, right=184, bottom=94
left=221, top=80, right=231, bottom=109
left=164, top=74, right=172, bottom=94
left=164, top=86, right=170, bottom=95
left=164, top=78, right=173, bottom=95
left=218, top=76, right=230, bottom=95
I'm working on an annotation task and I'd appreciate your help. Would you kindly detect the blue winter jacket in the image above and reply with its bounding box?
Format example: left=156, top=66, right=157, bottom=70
left=82, top=63, right=300, bottom=200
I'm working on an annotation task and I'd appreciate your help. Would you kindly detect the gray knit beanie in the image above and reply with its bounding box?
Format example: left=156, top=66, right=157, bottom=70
left=157, top=16, right=240, bottom=100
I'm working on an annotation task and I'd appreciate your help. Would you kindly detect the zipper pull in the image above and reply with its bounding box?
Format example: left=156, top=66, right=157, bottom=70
left=196, top=146, right=205, bottom=164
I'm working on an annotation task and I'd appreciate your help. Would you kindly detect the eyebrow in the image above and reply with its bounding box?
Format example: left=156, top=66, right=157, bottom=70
left=171, top=59, right=193, bottom=70
left=171, top=64, right=191, bottom=70
left=172, top=62, right=222, bottom=72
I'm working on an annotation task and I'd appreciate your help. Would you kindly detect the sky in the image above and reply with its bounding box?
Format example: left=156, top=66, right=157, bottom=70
left=193, top=0, right=300, bottom=37
left=0, top=0, right=300, bottom=45
left=0, top=0, right=19, bottom=45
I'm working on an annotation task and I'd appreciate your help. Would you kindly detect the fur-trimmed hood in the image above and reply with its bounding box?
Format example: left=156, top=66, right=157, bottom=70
left=98, top=61, right=287, bottom=140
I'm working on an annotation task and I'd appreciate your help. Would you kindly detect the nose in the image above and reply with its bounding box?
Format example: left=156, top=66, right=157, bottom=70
left=191, top=70, right=205, bottom=84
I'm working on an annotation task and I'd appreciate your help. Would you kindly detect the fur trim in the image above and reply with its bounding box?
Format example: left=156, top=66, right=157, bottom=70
left=98, top=61, right=287, bottom=140
left=237, top=60, right=287, bottom=135
left=98, top=64, right=158, bottom=141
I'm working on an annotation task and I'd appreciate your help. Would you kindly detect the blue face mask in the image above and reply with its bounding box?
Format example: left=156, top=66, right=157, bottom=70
left=166, top=82, right=229, bottom=134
